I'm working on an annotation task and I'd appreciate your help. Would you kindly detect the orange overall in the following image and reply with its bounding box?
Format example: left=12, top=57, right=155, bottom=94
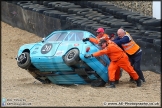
left=89, top=33, right=120, bottom=80
left=92, top=41, right=139, bottom=81
left=89, top=33, right=110, bottom=44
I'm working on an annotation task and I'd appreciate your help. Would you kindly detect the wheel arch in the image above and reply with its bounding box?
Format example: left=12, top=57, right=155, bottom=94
left=21, top=49, right=37, bottom=69
left=22, top=49, right=30, bottom=53
left=18, top=49, right=30, bottom=57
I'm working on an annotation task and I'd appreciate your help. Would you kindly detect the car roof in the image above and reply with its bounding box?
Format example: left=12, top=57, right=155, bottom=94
left=53, top=30, right=90, bottom=33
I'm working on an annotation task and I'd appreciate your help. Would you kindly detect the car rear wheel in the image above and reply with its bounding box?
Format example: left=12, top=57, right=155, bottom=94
left=17, top=52, right=31, bottom=69
left=63, top=49, right=80, bottom=66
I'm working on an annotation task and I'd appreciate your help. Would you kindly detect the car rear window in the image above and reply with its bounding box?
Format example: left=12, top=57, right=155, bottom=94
left=64, top=31, right=84, bottom=41
left=46, top=32, right=68, bottom=41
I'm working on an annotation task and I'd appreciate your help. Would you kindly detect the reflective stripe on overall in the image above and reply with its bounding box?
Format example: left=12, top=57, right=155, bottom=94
left=121, top=35, right=140, bottom=55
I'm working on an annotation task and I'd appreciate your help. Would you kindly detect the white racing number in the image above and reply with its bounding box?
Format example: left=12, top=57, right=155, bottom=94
left=42, top=45, right=51, bottom=52
left=41, top=43, right=52, bottom=54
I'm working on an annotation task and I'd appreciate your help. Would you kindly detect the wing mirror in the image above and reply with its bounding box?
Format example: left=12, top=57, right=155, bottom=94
left=42, top=37, right=45, bottom=43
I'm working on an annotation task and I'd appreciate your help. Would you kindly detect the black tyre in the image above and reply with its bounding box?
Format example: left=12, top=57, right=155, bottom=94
left=17, top=52, right=31, bottom=69
left=110, top=22, right=133, bottom=28
left=91, top=78, right=106, bottom=87
left=62, top=5, right=81, bottom=13
left=153, top=39, right=161, bottom=45
left=143, top=19, right=161, bottom=27
left=105, top=19, right=125, bottom=26
left=63, top=49, right=80, bottom=66
left=43, top=1, right=52, bottom=6
left=17, top=1, right=31, bottom=6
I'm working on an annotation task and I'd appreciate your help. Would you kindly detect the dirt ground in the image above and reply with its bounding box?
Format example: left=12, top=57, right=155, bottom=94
left=1, top=22, right=161, bottom=107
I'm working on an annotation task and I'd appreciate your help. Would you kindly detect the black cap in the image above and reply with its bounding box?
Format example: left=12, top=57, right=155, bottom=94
left=98, top=39, right=107, bottom=46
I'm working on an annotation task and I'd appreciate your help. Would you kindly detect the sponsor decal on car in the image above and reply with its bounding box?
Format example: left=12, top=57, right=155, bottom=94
left=54, top=50, right=64, bottom=56
left=60, top=43, right=69, bottom=46
left=34, top=47, right=39, bottom=50
left=74, top=43, right=79, bottom=46
left=31, top=51, right=38, bottom=54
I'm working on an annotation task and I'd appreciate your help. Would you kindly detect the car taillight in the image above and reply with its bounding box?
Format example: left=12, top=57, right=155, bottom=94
left=86, top=47, right=90, bottom=52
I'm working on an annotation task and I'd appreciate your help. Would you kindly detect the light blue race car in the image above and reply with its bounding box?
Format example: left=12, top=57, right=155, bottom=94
left=16, top=30, right=110, bottom=87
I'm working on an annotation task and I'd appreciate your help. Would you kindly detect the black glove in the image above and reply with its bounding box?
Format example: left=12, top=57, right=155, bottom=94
left=82, top=38, right=89, bottom=42
left=84, top=54, right=93, bottom=58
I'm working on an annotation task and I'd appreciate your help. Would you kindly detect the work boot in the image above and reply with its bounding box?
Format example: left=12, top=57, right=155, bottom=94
left=106, top=81, right=115, bottom=88
left=135, top=78, right=142, bottom=87
left=141, top=79, right=146, bottom=83
left=115, top=80, right=119, bottom=84
left=129, top=77, right=136, bottom=83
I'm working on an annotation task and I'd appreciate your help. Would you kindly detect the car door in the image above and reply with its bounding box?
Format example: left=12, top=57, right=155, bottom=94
left=49, top=31, right=85, bottom=71
left=54, top=31, right=84, bottom=61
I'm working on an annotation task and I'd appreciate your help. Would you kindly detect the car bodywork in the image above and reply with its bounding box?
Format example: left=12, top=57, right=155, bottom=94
left=16, top=30, right=110, bottom=87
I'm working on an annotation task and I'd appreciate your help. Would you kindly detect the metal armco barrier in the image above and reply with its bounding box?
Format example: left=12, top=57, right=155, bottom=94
left=1, top=1, right=62, bottom=37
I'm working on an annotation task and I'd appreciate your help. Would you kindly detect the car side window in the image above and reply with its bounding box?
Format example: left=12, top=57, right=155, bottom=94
left=64, top=32, right=84, bottom=41
left=57, top=32, right=68, bottom=41
left=46, top=32, right=68, bottom=42
left=89, top=34, right=96, bottom=38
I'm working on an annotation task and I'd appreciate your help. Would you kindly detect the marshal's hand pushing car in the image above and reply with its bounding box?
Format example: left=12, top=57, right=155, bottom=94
left=84, top=54, right=93, bottom=58
left=82, top=38, right=89, bottom=42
